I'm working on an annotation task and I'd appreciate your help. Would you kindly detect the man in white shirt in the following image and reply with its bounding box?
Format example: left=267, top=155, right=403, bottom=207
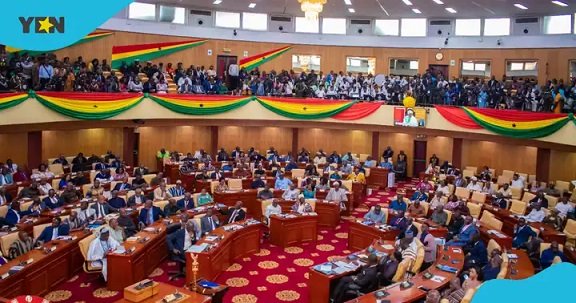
left=77, top=201, right=95, bottom=223
left=38, top=178, right=53, bottom=195
left=429, top=191, right=445, bottom=211
left=498, top=183, right=512, bottom=198
left=154, top=182, right=173, bottom=201
left=265, top=199, right=282, bottom=225
left=326, top=182, right=348, bottom=211
left=436, top=180, right=450, bottom=196
left=510, top=174, right=525, bottom=188
left=87, top=228, right=120, bottom=281
left=555, top=196, right=575, bottom=219
left=282, top=184, right=300, bottom=201
left=466, top=177, right=483, bottom=192
left=524, top=204, right=546, bottom=223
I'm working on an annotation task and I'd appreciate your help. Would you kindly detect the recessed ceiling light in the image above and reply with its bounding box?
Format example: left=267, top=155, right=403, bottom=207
left=402, top=0, right=413, bottom=6
left=412, top=8, right=422, bottom=14
left=445, top=7, right=457, bottom=13
left=213, top=0, right=222, bottom=4
left=344, top=0, right=352, bottom=5
left=514, top=3, right=528, bottom=10
left=349, top=8, right=356, bottom=13
left=433, top=0, right=444, bottom=4
left=551, top=1, right=568, bottom=7
left=248, top=3, right=256, bottom=8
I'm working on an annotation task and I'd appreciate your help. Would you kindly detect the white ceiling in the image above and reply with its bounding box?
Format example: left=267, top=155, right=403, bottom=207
left=149, top=0, right=576, bottom=19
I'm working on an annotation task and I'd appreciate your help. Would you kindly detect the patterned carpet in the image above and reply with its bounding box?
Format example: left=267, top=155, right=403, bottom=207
left=41, top=181, right=410, bottom=303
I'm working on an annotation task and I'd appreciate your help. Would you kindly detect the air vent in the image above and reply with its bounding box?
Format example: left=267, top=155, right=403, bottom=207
left=271, top=16, right=292, bottom=22
left=350, top=19, right=371, bottom=25
left=516, top=17, right=538, bottom=24
left=430, top=20, right=451, bottom=25
left=190, top=9, right=212, bottom=16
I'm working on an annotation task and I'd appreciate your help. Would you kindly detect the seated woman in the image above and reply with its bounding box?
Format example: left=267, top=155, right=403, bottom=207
left=197, top=188, right=214, bottom=206
left=303, top=183, right=316, bottom=199
left=215, top=178, right=229, bottom=193
left=291, top=196, right=313, bottom=214
left=113, top=167, right=129, bottom=181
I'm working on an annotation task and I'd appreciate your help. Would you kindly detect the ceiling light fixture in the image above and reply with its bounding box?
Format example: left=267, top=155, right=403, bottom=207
left=349, top=8, right=355, bottom=13
left=298, top=0, right=328, bottom=21
left=551, top=1, right=568, bottom=7
left=248, top=3, right=256, bottom=8
left=412, top=8, right=422, bottom=14
left=344, top=0, right=352, bottom=5
left=514, top=3, right=528, bottom=10
left=213, top=0, right=222, bottom=4
left=402, top=0, right=413, bottom=6
left=445, top=7, right=457, bottom=13
left=433, top=0, right=444, bottom=4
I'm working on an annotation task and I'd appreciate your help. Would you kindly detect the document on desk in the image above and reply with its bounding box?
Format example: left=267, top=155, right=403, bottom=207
left=382, top=244, right=395, bottom=250
left=334, top=261, right=350, bottom=268
left=205, top=236, right=219, bottom=242
left=507, top=253, right=518, bottom=259
left=187, top=243, right=209, bottom=253
left=126, top=236, right=140, bottom=242
left=431, top=275, right=446, bottom=283
left=332, top=266, right=349, bottom=275
left=143, top=227, right=157, bottom=232
left=114, top=246, right=126, bottom=254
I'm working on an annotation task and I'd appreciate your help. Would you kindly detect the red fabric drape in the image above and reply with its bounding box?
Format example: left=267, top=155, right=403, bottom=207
left=435, top=106, right=482, bottom=129
left=333, top=102, right=382, bottom=120
left=466, top=107, right=568, bottom=121
left=35, top=92, right=143, bottom=101
left=260, top=97, right=351, bottom=105
left=149, top=94, right=250, bottom=101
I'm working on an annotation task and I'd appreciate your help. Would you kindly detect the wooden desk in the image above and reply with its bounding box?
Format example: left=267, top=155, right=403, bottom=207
left=349, top=246, right=465, bottom=303
left=315, top=190, right=353, bottom=217
left=107, top=221, right=168, bottom=291
left=214, top=189, right=282, bottom=217
left=478, top=223, right=513, bottom=249
left=186, top=220, right=263, bottom=283
left=269, top=214, right=318, bottom=248
left=347, top=220, right=399, bottom=251
left=366, top=167, right=389, bottom=189
left=113, top=282, right=211, bottom=303
left=0, top=230, right=89, bottom=298
left=507, top=249, right=535, bottom=280
left=257, top=199, right=340, bottom=229
left=16, top=217, right=52, bottom=235
left=195, top=178, right=276, bottom=193
left=564, top=246, right=576, bottom=264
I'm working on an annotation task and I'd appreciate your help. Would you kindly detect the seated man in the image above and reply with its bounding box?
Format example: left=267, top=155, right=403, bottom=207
left=411, top=188, right=429, bottom=203
left=42, top=189, right=63, bottom=210
left=464, top=234, right=488, bottom=269
left=326, top=182, right=348, bottom=211
left=200, top=208, right=220, bottom=235
left=491, top=192, right=509, bottom=209
left=118, top=208, right=137, bottom=238
left=210, top=167, right=223, bottom=180
left=128, top=188, right=146, bottom=206
left=447, top=210, right=465, bottom=239
left=36, top=217, right=70, bottom=244
left=4, top=201, right=22, bottom=226
left=113, top=177, right=132, bottom=192
left=390, top=210, right=408, bottom=230
left=265, top=199, right=282, bottom=225
left=363, top=205, right=386, bottom=224
left=196, top=188, right=213, bottom=206
left=91, top=195, right=112, bottom=220
left=108, top=190, right=126, bottom=211
left=94, top=168, right=112, bottom=182
left=415, top=177, right=433, bottom=192
left=18, top=182, right=40, bottom=199
left=168, top=180, right=186, bottom=197
left=88, top=180, right=105, bottom=198
left=274, top=174, right=292, bottom=190
left=431, top=205, right=448, bottom=226
left=512, top=217, right=536, bottom=248
left=66, top=210, right=87, bottom=230
left=540, top=241, right=567, bottom=268
left=510, top=174, right=525, bottom=188
left=138, top=200, right=165, bottom=227
left=8, top=231, right=34, bottom=259
left=524, top=203, right=546, bottom=223
left=164, top=198, right=181, bottom=217
left=397, top=217, right=418, bottom=240
left=224, top=201, right=246, bottom=224
left=153, top=182, right=173, bottom=201
left=346, top=167, right=366, bottom=184
left=251, top=175, right=266, bottom=189
left=498, top=183, right=512, bottom=198
left=292, top=196, right=313, bottom=214
left=257, top=185, right=274, bottom=200
left=482, top=250, right=503, bottom=281
left=429, top=191, right=445, bottom=210
left=555, top=196, right=574, bottom=220
left=131, top=174, right=148, bottom=189
left=466, top=177, right=483, bottom=192
left=529, top=191, right=548, bottom=209
left=407, top=200, right=426, bottom=217
left=331, top=254, right=378, bottom=303
left=177, top=192, right=195, bottom=210
left=446, top=215, right=477, bottom=247
left=37, top=178, right=53, bottom=196
left=329, top=171, right=342, bottom=180
left=390, top=192, right=408, bottom=213
left=282, top=184, right=300, bottom=201
left=542, top=209, right=563, bottom=231
left=87, top=228, right=120, bottom=281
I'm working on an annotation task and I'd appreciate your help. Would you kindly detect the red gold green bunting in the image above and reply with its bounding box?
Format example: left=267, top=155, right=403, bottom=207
left=332, top=102, right=382, bottom=120
left=5, top=31, right=113, bottom=56
left=435, top=106, right=483, bottom=129
left=149, top=94, right=252, bottom=115
left=111, top=40, right=207, bottom=69
left=0, top=93, right=28, bottom=110
left=33, top=92, right=144, bottom=120
left=256, top=97, right=354, bottom=119
left=239, top=46, right=292, bottom=71
left=463, top=107, right=571, bottom=138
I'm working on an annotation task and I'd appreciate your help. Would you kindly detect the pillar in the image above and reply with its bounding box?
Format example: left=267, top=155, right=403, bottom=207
left=452, top=138, right=463, bottom=168
left=27, top=131, right=42, bottom=169
left=536, top=148, right=551, bottom=183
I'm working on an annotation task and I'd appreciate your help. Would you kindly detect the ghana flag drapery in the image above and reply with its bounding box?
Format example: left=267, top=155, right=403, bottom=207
left=34, top=92, right=144, bottom=120
left=239, top=46, right=292, bottom=71
left=435, top=105, right=573, bottom=138
left=149, top=95, right=252, bottom=115
left=0, top=93, right=28, bottom=110
left=5, top=31, right=113, bottom=56
left=111, top=40, right=207, bottom=69
left=257, top=98, right=354, bottom=119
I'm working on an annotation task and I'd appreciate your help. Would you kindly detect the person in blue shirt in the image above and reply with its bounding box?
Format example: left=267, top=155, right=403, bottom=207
left=302, top=184, right=316, bottom=199
left=389, top=193, right=407, bottom=212
left=36, top=217, right=70, bottom=244
left=363, top=205, right=386, bottom=224
left=329, top=171, right=342, bottom=180
left=274, top=174, right=292, bottom=190
left=446, top=215, right=478, bottom=247
left=138, top=200, right=165, bottom=227
left=380, top=159, right=394, bottom=170
left=512, top=218, right=536, bottom=248
left=221, top=163, right=233, bottom=172
left=410, top=188, right=428, bottom=202
left=540, top=241, right=567, bottom=269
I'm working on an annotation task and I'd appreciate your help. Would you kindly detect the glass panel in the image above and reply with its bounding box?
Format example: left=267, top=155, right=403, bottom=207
left=375, top=19, right=399, bottom=36
left=128, top=2, right=156, bottom=21
left=292, top=55, right=321, bottom=73
left=295, top=17, right=320, bottom=33
left=401, top=18, right=426, bottom=37
left=484, top=18, right=510, bottom=36
left=524, top=62, right=537, bottom=70
left=462, top=62, right=475, bottom=70
left=570, top=60, right=576, bottom=79
left=242, top=12, right=268, bottom=31
left=159, top=6, right=185, bottom=24
left=389, top=59, right=419, bottom=76
left=215, top=11, right=241, bottom=28
left=543, top=15, right=571, bottom=34
left=346, top=57, right=376, bottom=74
left=510, top=62, right=525, bottom=71
left=455, top=19, right=481, bottom=36
left=506, top=61, right=538, bottom=78
left=461, top=61, right=491, bottom=78
left=322, top=18, right=347, bottom=34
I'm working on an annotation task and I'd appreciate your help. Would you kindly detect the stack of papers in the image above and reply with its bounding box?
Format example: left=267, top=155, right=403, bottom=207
left=431, top=275, right=446, bottom=283
left=114, top=246, right=127, bottom=254
left=205, top=236, right=219, bottom=242
left=187, top=243, right=209, bottom=253
left=382, top=244, right=395, bottom=250
left=126, top=236, right=140, bottom=242
left=507, top=253, right=518, bottom=259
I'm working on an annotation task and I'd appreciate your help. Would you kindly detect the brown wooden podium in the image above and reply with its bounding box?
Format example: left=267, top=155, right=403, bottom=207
left=366, top=167, right=389, bottom=189
left=269, top=214, right=318, bottom=248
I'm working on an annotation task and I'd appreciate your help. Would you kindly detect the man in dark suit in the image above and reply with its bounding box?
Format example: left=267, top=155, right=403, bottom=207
left=42, top=189, right=63, bottom=210
left=90, top=195, right=112, bottom=220
left=200, top=208, right=220, bottom=235
left=529, top=191, right=548, bottom=209
left=397, top=217, right=418, bottom=240
left=177, top=192, right=195, bottom=210
left=108, top=190, right=126, bottom=211
left=36, top=217, right=70, bottom=244
left=447, top=210, right=465, bottom=239
left=113, top=177, right=132, bottom=192
left=138, top=200, right=164, bottom=226
left=331, top=254, right=379, bottom=303
left=223, top=201, right=246, bottom=224
left=464, top=233, right=488, bottom=269
left=251, top=175, right=266, bottom=189
left=131, top=174, right=148, bottom=189
left=512, top=217, right=536, bottom=248
left=5, top=201, right=22, bottom=226
left=210, top=168, right=223, bottom=180
left=390, top=210, right=407, bottom=230
left=167, top=220, right=197, bottom=262
left=133, top=165, right=149, bottom=177
left=128, top=188, right=146, bottom=206
left=118, top=208, right=137, bottom=238
left=380, top=250, right=401, bottom=286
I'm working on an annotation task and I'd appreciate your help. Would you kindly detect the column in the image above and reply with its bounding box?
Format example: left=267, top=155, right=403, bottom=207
left=371, top=131, right=380, bottom=160
left=452, top=138, right=463, bottom=168
left=210, top=126, right=219, bottom=156
left=122, top=127, right=136, bottom=167
left=536, top=148, right=551, bottom=183
left=292, top=128, right=299, bottom=156
left=27, top=131, right=42, bottom=169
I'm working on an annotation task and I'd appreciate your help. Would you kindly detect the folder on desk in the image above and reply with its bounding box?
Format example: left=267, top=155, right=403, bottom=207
left=198, top=280, right=219, bottom=288
left=313, top=263, right=334, bottom=275
left=436, top=264, right=458, bottom=273
left=187, top=243, right=209, bottom=253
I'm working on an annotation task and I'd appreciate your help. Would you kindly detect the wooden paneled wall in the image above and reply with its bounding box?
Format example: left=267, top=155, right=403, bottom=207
left=461, top=140, right=537, bottom=176
left=42, top=129, right=124, bottom=162
left=52, top=31, right=576, bottom=84
left=0, top=133, right=28, bottom=166
left=218, top=126, right=292, bottom=154
left=426, top=136, right=454, bottom=165
left=379, top=133, right=415, bottom=176
left=137, top=126, right=211, bottom=169
left=549, top=150, right=576, bottom=182
left=298, top=129, right=372, bottom=155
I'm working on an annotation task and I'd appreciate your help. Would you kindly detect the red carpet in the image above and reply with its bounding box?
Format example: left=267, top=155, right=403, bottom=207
left=41, top=181, right=411, bottom=303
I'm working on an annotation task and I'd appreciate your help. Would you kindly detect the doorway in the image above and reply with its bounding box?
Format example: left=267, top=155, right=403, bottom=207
left=216, top=55, right=238, bottom=79
left=413, top=140, right=427, bottom=177
left=428, top=64, right=449, bottom=80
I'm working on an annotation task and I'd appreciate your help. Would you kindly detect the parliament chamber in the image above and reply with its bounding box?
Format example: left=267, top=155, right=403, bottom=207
left=2, top=1, right=576, bottom=303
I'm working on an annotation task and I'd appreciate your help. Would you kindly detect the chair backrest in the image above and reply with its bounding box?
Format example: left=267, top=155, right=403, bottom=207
left=471, top=192, right=487, bottom=204
left=291, top=169, right=305, bottom=179
left=306, top=199, right=317, bottom=211
left=545, top=195, right=559, bottom=210
left=509, top=200, right=527, bottom=215
left=486, top=239, right=502, bottom=259
left=489, top=217, right=503, bottom=231
left=510, top=187, right=523, bottom=200
left=540, top=243, right=564, bottom=256
left=340, top=180, right=353, bottom=191
left=447, top=184, right=455, bottom=195
left=420, top=201, right=430, bottom=216
left=359, top=154, right=370, bottom=162
left=153, top=200, right=169, bottom=211
left=261, top=199, right=274, bottom=220
left=20, top=201, right=33, bottom=212
left=455, top=187, right=471, bottom=200
left=465, top=166, right=478, bottom=174
left=528, top=174, right=536, bottom=183
left=142, top=174, right=157, bottom=185
left=0, top=205, right=8, bottom=218
left=444, top=210, right=453, bottom=225
left=0, top=232, right=19, bottom=257
left=467, top=202, right=482, bottom=219
left=496, top=175, right=510, bottom=186
left=521, top=192, right=536, bottom=203
left=192, top=193, right=201, bottom=205
left=364, top=168, right=371, bottom=177
left=479, top=211, right=493, bottom=226
left=33, top=223, right=52, bottom=239
left=563, top=219, right=576, bottom=235
left=517, top=173, right=528, bottom=183
left=502, top=170, right=515, bottom=180
left=228, top=179, right=243, bottom=190
left=555, top=181, right=570, bottom=194
left=210, top=181, right=219, bottom=193
left=81, top=183, right=92, bottom=196
left=51, top=178, right=61, bottom=190
left=48, top=163, right=64, bottom=175
left=78, top=233, right=96, bottom=269
left=462, top=169, right=475, bottom=178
